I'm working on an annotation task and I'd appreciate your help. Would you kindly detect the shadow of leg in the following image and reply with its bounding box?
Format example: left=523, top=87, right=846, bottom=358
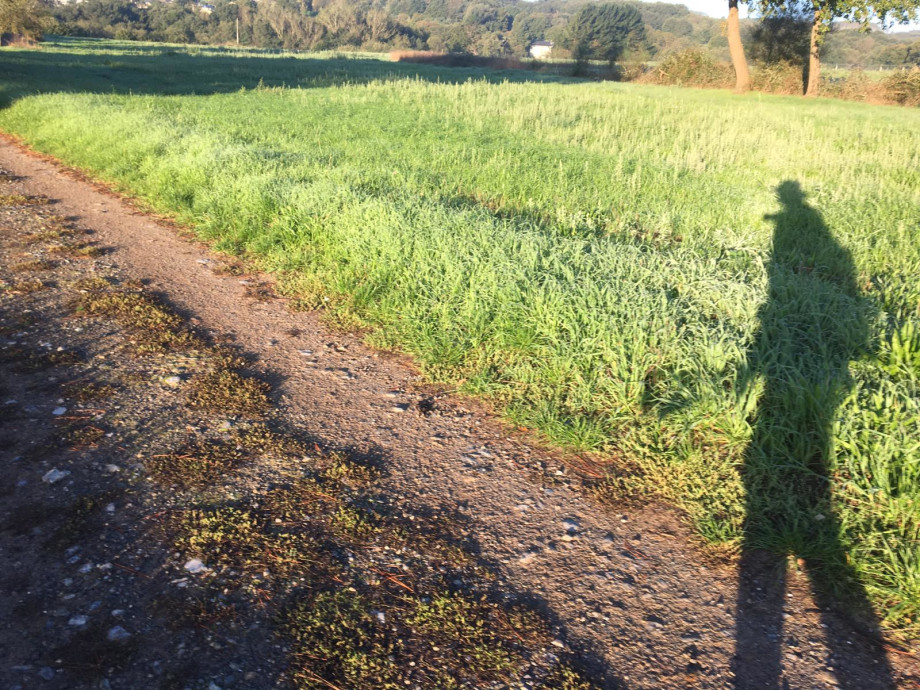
left=806, top=553, right=897, bottom=690
left=734, top=549, right=788, bottom=689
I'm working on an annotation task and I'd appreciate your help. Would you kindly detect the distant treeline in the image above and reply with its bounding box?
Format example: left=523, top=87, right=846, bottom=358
left=46, top=0, right=920, bottom=68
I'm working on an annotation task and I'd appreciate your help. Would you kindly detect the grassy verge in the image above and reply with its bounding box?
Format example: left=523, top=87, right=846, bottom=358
left=1, top=39, right=919, bottom=636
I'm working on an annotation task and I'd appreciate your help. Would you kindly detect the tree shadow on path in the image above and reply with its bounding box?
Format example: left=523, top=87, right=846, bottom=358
left=732, top=181, right=895, bottom=689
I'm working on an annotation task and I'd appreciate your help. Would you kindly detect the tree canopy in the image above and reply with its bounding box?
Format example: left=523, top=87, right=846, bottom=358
left=565, top=3, right=647, bottom=63
left=749, top=0, right=920, bottom=94
left=0, top=0, right=49, bottom=39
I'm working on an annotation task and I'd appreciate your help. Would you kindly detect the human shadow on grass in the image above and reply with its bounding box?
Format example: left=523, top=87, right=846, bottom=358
left=0, top=36, right=575, bottom=109
left=732, top=181, right=894, bottom=688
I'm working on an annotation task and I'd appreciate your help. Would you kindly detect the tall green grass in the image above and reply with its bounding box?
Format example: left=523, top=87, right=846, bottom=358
left=2, top=38, right=919, bottom=635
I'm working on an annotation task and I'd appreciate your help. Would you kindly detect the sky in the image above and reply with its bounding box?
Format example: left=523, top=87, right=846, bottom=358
left=675, top=0, right=920, bottom=31
left=678, top=0, right=747, bottom=19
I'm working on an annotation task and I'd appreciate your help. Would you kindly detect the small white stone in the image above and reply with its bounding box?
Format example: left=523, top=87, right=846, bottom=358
left=68, top=615, right=89, bottom=627
left=184, top=558, right=207, bottom=574
left=42, top=468, right=71, bottom=484
left=52, top=407, right=67, bottom=416
left=107, top=625, right=132, bottom=642
left=163, top=376, right=182, bottom=387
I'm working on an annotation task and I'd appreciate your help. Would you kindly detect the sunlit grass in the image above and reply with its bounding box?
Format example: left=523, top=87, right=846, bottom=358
left=2, top=38, right=918, bottom=635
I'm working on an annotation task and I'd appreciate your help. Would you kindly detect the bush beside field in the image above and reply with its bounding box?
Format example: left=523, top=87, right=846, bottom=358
left=642, top=48, right=920, bottom=106
left=1, top=40, right=919, bottom=637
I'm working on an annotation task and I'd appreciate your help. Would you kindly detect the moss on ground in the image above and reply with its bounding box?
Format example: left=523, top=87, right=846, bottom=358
left=186, top=368, right=271, bottom=416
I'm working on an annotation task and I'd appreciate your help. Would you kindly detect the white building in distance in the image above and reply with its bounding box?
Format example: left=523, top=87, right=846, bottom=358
left=529, top=41, right=553, bottom=59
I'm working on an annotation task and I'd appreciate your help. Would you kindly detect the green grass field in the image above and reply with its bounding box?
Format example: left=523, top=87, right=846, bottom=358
left=2, top=37, right=919, bottom=636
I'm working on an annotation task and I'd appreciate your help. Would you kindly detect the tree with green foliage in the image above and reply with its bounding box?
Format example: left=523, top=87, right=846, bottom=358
left=745, top=13, right=811, bottom=64
left=751, top=0, right=920, bottom=96
left=565, top=2, right=646, bottom=64
left=508, top=12, right=551, bottom=56
left=0, top=0, right=48, bottom=40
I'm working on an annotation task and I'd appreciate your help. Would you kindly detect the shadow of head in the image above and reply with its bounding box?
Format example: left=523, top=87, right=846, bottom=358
left=776, top=179, right=805, bottom=206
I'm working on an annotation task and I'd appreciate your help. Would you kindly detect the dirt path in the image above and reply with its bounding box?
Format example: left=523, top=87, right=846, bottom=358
left=1, top=139, right=916, bottom=689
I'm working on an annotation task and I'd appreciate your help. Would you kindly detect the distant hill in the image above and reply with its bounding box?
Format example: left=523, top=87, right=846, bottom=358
left=48, top=0, right=920, bottom=68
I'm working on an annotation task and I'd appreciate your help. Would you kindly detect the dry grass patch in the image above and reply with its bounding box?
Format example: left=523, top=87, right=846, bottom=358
left=73, top=275, right=115, bottom=291
left=186, top=368, right=270, bottom=416
left=1, top=278, right=48, bottom=294
left=10, top=258, right=56, bottom=272
left=147, top=438, right=249, bottom=488
left=243, top=280, right=275, bottom=302
left=71, top=286, right=201, bottom=355
left=61, top=380, right=117, bottom=402
left=0, top=193, right=50, bottom=207
left=66, top=424, right=106, bottom=450
left=47, top=241, right=105, bottom=258
left=212, top=260, right=246, bottom=277
left=0, top=345, right=85, bottom=372
left=147, top=425, right=300, bottom=488
left=22, top=218, right=85, bottom=244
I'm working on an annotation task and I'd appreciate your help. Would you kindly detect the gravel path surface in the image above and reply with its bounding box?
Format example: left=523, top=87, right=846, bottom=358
left=1, top=138, right=916, bottom=689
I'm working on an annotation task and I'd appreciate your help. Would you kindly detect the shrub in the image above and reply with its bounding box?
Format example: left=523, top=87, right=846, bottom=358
left=819, top=70, right=883, bottom=103
left=641, top=48, right=733, bottom=89
left=752, top=60, right=803, bottom=95
left=882, top=67, right=920, bottom=107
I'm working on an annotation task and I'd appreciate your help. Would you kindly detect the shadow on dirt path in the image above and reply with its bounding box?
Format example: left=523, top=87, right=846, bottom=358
left=734, top=181, right=895, bottom=689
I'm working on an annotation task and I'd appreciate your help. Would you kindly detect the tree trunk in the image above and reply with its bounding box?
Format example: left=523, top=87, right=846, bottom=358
left=727, top=0, right=751, bottom=93
left=805, top=9, right=822, bottom=97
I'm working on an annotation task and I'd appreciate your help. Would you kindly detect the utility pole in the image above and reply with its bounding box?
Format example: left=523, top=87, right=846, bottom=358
left=236, top=16, right=240, bottom=45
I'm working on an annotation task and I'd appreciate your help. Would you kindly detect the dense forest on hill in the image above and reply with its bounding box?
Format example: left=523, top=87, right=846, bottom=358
left=45, top=0, right=920, bottom=68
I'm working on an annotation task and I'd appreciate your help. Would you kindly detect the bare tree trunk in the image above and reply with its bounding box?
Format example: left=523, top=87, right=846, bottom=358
left=805, top=9, right=822, bottom=97
left=727, top=0, right=751, bottom=93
